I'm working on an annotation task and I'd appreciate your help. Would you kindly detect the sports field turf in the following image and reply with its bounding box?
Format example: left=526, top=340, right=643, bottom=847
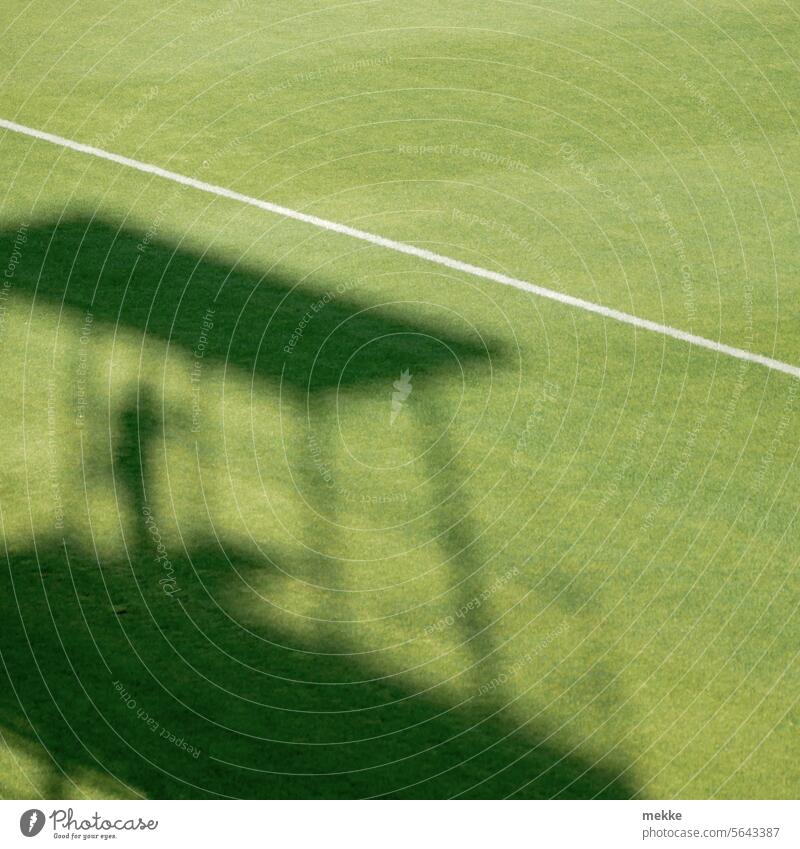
left=0, top=1, right=798, bottom=799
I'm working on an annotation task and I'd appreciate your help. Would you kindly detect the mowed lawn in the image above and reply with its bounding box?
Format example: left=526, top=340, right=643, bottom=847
left=0, top=0, right=798, bottom=799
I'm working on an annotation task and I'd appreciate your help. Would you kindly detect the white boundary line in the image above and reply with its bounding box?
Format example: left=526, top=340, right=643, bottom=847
left=2, top=116, right=798, bottom=380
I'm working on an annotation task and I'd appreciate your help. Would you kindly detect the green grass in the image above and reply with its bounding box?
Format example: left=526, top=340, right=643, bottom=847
left=0, top=0, right=798, bottom=799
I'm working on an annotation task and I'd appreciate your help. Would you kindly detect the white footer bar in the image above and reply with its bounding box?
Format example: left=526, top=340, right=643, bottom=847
left=2, top=799, right=797, bottom=848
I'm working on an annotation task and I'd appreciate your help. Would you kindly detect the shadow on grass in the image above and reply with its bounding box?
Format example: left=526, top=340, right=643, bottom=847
left=0, top=216, right=633, bottom=798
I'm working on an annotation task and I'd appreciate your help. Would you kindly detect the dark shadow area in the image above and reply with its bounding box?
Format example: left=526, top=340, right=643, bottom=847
left=417, top=402, right=505, bottom=673
left=0, top=217, right=634, bottom=798
left=15, top=216, right=493, bottom=395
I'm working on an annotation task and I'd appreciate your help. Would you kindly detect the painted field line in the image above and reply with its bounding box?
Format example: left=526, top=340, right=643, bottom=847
left=2, top=116, right=798, bottom=380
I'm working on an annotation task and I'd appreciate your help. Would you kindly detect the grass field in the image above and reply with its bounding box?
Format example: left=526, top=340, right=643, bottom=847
left=0, top=0, right=798, bottom=799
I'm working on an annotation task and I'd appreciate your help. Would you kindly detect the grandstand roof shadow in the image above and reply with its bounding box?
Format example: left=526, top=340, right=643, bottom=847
left=17, top=215, right=495, bottom=396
